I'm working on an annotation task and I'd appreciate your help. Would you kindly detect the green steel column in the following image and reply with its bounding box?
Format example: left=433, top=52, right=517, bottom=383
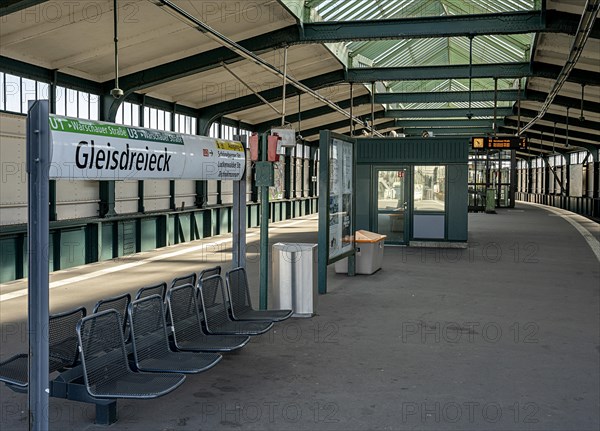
left=259, top=134, right=269, bottom=309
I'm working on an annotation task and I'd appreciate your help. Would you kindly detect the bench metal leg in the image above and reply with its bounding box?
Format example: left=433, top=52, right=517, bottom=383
left=95, top=401, right=118, bottom=425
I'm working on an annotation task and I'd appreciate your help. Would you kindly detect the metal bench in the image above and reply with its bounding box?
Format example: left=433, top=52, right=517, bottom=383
left=135, top=282, right=167, bottom=301
left=199, top=275, right=274, bottom=335
left=167, top=284, right=249, bottom=352
left=171, top=273, right=197, bottom=289
left=93, top=292, right=131, bottom=342
left=226, top=267, right=293, bottom=322
left=0, top=306, right=86, bottom=388
left=198, top=266, right=222, bottom=307
left=76, top=309, right=185, bottom=399
left=128, top=295, right=222, bottom=373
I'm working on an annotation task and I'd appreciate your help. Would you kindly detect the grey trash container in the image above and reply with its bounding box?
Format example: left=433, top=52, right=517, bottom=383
left=271, top=243, right=318, bottom=317
left=335, top=230, right=387, bottom=275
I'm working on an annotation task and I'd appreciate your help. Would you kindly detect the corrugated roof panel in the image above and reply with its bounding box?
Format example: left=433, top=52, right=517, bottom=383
left=314, top=0, right=537, bottom=21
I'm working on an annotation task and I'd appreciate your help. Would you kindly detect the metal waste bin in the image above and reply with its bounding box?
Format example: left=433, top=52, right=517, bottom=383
left=335, top=230, right=387, bottom=275
left=271, top=243, right=317, bottom=317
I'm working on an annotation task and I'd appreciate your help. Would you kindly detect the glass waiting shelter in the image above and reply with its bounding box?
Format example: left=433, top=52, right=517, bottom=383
left=355, top=137, right=468, bottom=246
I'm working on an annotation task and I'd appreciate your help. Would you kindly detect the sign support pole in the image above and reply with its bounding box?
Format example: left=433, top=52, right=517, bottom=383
left=232, top=135, right=247, bottom=269
left=259, top=134, right=269, bottom=309
left=318, top=131, right=329, bottom=294
left=27, top=100, right=50, bottom=431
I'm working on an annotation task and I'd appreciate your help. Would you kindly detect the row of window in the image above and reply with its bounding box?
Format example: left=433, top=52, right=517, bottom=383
left=0, top=72, right=200, bottom=133
left=516, top=152, right=595, bottom=198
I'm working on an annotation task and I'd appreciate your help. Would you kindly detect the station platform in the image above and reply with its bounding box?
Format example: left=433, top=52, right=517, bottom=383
left=0, top=203, right=598, bottom=430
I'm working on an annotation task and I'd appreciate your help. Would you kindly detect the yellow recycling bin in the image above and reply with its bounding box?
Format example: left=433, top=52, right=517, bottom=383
left=334, top=230, right=387, bottom=275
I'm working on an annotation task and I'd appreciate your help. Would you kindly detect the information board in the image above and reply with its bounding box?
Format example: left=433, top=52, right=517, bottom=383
left=328, top=138, right=354, bottom=260
left=49, top=115, right=245, bottom=180
left=471, top=136, right=527, bottom=150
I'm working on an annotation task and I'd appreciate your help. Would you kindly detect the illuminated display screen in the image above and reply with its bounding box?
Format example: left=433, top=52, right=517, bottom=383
left=471, top=137, right=527, bottom=150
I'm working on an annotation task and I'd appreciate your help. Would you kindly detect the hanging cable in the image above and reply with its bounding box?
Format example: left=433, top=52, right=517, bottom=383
left=552, top=121, right=556, bottom=154
left=349, top=83, right=354, bottom=136
left=579, top=84, right=585, bottom=122
left=110, top=0, right=123, bottom=98
left=281, top=46, right=288, bottom=127
left=493, top=78, right=498, bottom=136
left=371, top=82, right=375, bottom=137
left=519, top=0, right=600, bottom=135
left=565, top=106, right=570, bottom=148
left=156, top=0, right=384, bottom=136
left=221, top=63, right=282, bottom=116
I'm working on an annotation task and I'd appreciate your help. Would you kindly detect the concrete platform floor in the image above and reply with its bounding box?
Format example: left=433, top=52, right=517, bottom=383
left=0, top=202, right=598, bottom=430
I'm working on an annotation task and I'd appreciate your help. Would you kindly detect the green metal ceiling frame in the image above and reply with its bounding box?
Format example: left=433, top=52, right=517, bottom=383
left=0, top=0, right=48, bottom=16
left=293, top=0, right=543, bottom=134
left=384, top=107, right=514, bottom=118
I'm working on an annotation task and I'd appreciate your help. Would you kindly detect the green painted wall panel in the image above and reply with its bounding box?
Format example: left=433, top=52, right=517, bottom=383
left=140, top=218, right=157, bottom=251
left=356, top=164, right=372, bottom=231
left=249, top=205, right=259, bottom=227
left=179, top=214, right=191, bottom=242
left=274, top=203, right=281, bottom=222
left=221, top=208, right=230, bottom=234
left=48, top=234, right=54, bottom=271
left=60, top=228, right=86, bottom=269
left=100, top=223, right=113, bottom=261
left=211, top=209, right=219, bottom=236
left=22, top=238, right=28, bottom=278
left=120, top=221, right=136, bottom=255
left=0, top=238, right=17, bottom=283
left=357, top=137, right=469, bottom=164
left=194, top=212, right=205, bottom=238
left=168, top=216, right=176, bottom=245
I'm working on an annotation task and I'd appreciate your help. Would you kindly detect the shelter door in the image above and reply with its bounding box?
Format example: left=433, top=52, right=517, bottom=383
left=375, top=169, right=409, bottom=244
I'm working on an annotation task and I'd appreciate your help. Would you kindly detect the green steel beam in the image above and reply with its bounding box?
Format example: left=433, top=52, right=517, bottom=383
left=499, top=126, right=596, bottom=151
left=0, top=0, right=49, bottom=16
left=532, top=62, right=600, bottom=87
left=525, top=90, right=600, bottom=114
left=546, top=10, right=600, bottom=40
left=403, top=127, right=495, bottom=135
left=301, top=11, right=545, bottom=42
left=302, top=112, right=391, bottom=139
left=102, top=26, right=300, bottom=94
left=0, top=56, right=100, bottom=94
left=385, top=107, right=513, bottom=118
left=397, top=119, right=497, bottom=128
left=502, top=119, right=600, bottom=145
left=198, top=70, right=346, bottom=135
left=347, top=62, right=532, bottom=83
left=375, top=90, right=520, bottom=104
left=254, top=94, right=372, bottom=133
left=511, top=108, right=600, bottom=131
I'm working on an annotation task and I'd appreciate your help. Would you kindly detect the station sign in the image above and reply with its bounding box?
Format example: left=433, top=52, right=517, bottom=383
left=48, top=115, right=246, bottom=180
left=471, top=136, right=528, bottom=150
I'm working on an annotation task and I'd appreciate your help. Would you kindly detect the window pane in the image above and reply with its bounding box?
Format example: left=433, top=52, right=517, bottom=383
left=5, top=74, right=21, bottom=113
left=89, top=94, right=99, bottom=120
left=37, top=81, right=50, bottom=101
left=55, top=86, right=66, bottom=115
left=78, top=91, right=89, bottom=119
left=66, top=89, right=77, bottom=117
left=157, top=110, right=165, bottom=130
left=413, top=166, right=446, bottom=212
left=123, top=102, right=132, bottom=125
left=150, top=108, right=157, bottom=129
left=0, top=73, right=4, bottom=110
left=143, top=107, right=150, bottom=128
left=131, top=103, right=139, bottom=126
left=21, top=78, right=36, bottom=113
left=165, top=112, right=171, bottom=131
